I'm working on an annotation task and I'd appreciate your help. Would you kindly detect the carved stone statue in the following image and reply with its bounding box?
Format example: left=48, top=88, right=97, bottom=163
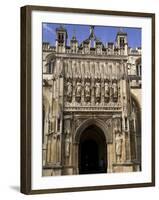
left=67, top=80, right=72, bottom=101
left=112, top=80, right=118, bottom=101
left=104, top=82, right=110, bottom=98
left=115, top=131, right=123, bottom=163
left=114, top=117, right=121, bottom=131
left=76, top=81, right=82, bottom=97
left=95, top=82, right=101, bottom=98
left=65, top=130, right=71, bottom=157
left=85, top=82, right=91, bottom=98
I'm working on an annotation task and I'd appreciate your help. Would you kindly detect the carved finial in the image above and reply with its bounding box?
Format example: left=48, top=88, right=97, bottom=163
left=89, top=25, right=95, bottom=38
left=90, top=25, right=94, bottom=33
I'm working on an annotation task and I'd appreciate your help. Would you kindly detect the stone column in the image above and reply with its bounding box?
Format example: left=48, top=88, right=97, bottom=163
left=101, top=78, right=104, bottom=105
left=74, top=142, right=79, bottom=174
left=120, top=74, right=132, bottom=163
left=81, top=69, right=85, bottom=104
left=56, top=135, right=60, bottom=163
left=107, top=143, right=114, bottom=173
left=50, top=134, right=56, bottom=163
left=91, top=76, right=95, bottom=105
left=46, top=136, right=51, bottom=163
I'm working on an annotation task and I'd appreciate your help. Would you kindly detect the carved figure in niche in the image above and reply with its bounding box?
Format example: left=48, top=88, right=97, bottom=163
left=76, top=81, right=82, bottom=97
left=85, top=82, right=91, bottom=99
left=95, top=82, right=101, bottom=98
left=112, top=80, right=118, bottom=101
left=104, top=81, right=110, bottom=102
left=65, top=130, right=71, bottom=157
left=115, top=131, right=123, bottom=163
left=66, top=80, right=72, bottom=101
left=114, top=118, right=121, bottom=131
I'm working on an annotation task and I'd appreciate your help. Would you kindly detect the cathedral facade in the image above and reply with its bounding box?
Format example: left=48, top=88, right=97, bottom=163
left=42, top=25, right=141, bottom=176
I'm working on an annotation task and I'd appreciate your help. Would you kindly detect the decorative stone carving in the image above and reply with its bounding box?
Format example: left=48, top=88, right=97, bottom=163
left=104, top=80, right=110, bottom=102
left=42, top=26, right=142, bottom=177
left=123, top=96, right=127, bottom=115
left=47, top=110, right=53, bottom=133
left=112, top=79, right=118, bottom=102
left=113, top=117, right=121, bottom=132
left=66, top=79, right=72, bottom=102
left=95, top=81, right=101, bottom=102
left=105, top=118, right=112, bottom=129
left=85, top=81, right=91, bottom=102
left=115, top=131, right=123, bottom=163
left=75, top=118, right=83, bottom=129
left=65, top=130, right=71, bottom=157
left=76, top=80, right=82, bottom=102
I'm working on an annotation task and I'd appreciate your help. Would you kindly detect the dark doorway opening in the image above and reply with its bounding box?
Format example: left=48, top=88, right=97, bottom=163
left=79, top=125, right=107, bottom=174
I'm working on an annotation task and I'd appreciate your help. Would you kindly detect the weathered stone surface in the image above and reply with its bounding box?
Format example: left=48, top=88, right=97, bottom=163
left=42, top=26, right=141, bottom=176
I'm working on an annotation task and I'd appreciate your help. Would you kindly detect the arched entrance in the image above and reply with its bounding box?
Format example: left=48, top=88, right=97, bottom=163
left=79, top=125, right=107, bottom=174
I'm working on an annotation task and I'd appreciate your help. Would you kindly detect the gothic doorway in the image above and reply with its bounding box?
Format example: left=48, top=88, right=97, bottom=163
left=79, top=125, right=107, bottom=174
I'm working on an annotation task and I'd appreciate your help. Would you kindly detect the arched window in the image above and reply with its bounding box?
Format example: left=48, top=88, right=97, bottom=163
left=120, top=37, right=125, bottom=48
left=136, top=58, right=141, bottom=77
left=48, top=62, right=52, bottom=73
left=139, top=65, right=142, bottom=76
left=47, top=60, right=55, bottom=74
left=136, top=64, right=141, bottom=76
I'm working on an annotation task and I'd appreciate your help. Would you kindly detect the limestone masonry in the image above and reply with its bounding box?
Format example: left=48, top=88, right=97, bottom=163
left=42, top=25, right=141, bottom=176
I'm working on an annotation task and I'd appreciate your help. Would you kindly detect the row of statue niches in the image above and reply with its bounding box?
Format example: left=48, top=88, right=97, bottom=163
left=66, top=79, right=119, bottom=103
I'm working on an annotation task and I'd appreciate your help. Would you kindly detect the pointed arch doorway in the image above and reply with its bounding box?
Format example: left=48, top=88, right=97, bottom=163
left=79, top=125, right=107, bottom=174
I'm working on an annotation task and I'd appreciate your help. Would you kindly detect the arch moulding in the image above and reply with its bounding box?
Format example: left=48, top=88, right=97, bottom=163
left=74, top=118, right=113, bottom=144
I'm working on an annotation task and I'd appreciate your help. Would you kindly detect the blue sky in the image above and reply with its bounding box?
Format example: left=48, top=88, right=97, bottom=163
left=42, top=23, right=141, bottom=48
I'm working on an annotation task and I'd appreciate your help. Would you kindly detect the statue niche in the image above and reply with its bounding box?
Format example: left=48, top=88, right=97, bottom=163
left=112, top=79, right=118, bottom=102
left=84, top=80, right=91, bottom=102
left=76, top=79, right=82, bottom=102
left=115, top=131, right=123, bottom=163
left=104, top=80, right=110, bottom=102
left=66, top=79, right=73, bottom=102
left=95, top=81, right=101, bottom=103
left=113, top=116, right=123, bottom=163
left=65, top=129, right=71, bottom=157
left=64, top=119, right=72, bottom=158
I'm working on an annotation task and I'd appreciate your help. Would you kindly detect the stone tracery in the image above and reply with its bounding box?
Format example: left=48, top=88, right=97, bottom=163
left=42, top=25, right=141, bottom=176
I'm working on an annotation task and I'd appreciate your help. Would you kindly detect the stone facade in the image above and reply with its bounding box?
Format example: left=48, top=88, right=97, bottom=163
left=42, top=25, right=141, bottom=176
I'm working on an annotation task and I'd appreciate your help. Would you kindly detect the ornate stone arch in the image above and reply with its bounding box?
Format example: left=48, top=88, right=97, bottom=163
left=74, top=118, right=112, bottom=144
left=45, top=53, right=56, bottom=62
left=72, top=118, right=113, bottom=174
left=44, top=53, right=56, bottom=74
